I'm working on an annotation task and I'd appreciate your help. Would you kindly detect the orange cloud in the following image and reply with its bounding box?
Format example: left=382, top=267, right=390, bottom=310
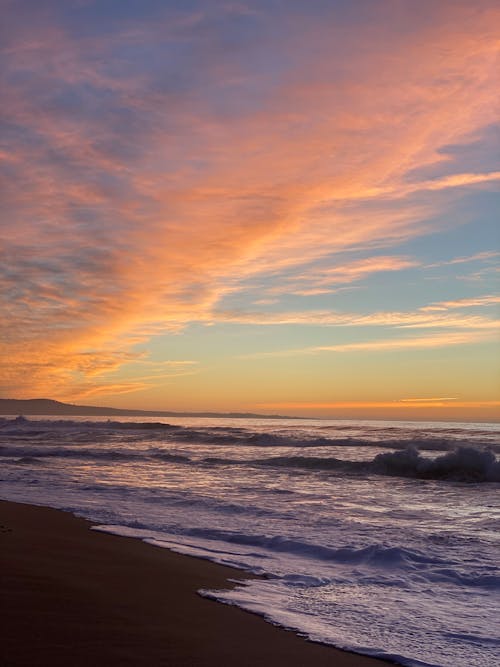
left=2, top=2, right=499, bottom=399
left=355, top=171, right=500, bottom=201
left=276, top=256, right=419, bottom=294
left=243, top=330, right=497, bottom=359
left=310, top=331, right=497, bottom=352
left=421, top=295, right=500, bottom=311
left=258, top=400, right=500, bottom=410
left=397, top=397, right=458, bottom=403
left=216, top=309, right=499, bottom=330
left=254, top=401, right=500, bottom=421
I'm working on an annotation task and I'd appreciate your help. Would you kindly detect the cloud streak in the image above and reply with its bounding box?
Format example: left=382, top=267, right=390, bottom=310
left=242, top=330, right=497, bottom=359
left=213, top=307, right=499, bottom=330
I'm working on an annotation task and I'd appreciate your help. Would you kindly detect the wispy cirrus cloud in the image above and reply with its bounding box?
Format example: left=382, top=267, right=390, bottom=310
left=319, top=331, right=495, bottom=352
left=242, top=330, right=497, bottom=359
left=351, top=171, right=500, bottom=202
left=426, top=251, right=500, bottom=269
left=278, top=256, right=419, bottom=294
left=397, top=397, right=458, bottom=403
left=421, top=295, right=500, bottom=311
left=211, top=306, right=499, bottom=330
left=1, top=1, right=499, bottom=399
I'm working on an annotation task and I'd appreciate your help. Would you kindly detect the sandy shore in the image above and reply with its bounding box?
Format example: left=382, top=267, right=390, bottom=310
left=1, top=500, right=391, bottom=666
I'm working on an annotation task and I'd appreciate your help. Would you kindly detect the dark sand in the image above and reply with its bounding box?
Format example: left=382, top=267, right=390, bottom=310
left=1, top=500, right=391, bottom=666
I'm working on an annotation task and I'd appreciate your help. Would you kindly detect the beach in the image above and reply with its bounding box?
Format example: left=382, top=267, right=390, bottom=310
left=1, top=500, right=390, bottom=666
left=2, top=416, right=498, bottom=666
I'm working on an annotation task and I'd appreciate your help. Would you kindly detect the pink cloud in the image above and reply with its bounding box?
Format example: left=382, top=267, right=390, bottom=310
left=2, top=2, right=499, bottom=397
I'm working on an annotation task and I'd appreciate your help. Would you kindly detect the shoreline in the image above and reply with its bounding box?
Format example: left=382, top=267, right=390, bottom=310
left=1, top=499, right=392, bottom=666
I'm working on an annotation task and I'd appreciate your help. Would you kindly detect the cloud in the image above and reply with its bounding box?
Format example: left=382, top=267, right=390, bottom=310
left=397, top=397, right=458, bottom=403
left=356, top=171, right=500, bottom=202
left=310, top=331, right=497, bottom=352
left=415, top=171, right=500, bottom=191
left=252, top=298, right=280, bottom=305
left=68, top=381, right=153, bottom=399
left=426, top=251, right=500, bottom=269
left=421, top=295, right=500, bottom=311
left=2, top=1, right=499, bottom=397
left=257, top=400, right=500, bottom=409
left=254, top=400, right=500, bottom=416
left=212, top=308, right=499, bottom=330
left=243, top=330, right=497, bottom=358
left=279, top=256, right=419, bottom=293
left=235, top=255, right=419, bottom=299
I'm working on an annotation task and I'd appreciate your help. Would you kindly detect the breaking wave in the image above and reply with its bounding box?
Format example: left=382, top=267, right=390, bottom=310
left=372, top=446, right=500, bottom=482
left=2, top=442, right=498, bottom=483
left=246, top=447, right=500, bottom=482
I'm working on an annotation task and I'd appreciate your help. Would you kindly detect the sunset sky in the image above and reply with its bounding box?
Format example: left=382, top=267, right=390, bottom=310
left=1, top=0, right=499, bottom=420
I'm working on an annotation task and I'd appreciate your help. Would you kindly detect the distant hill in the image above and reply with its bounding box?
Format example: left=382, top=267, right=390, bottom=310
left=0, top=398, right=291, bottom=419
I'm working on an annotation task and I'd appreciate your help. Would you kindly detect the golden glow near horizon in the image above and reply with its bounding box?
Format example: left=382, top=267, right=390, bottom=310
left=1, top=1, right=499, bottom=421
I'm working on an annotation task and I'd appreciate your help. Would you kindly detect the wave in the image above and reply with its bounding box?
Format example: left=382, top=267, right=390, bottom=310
left=145, top=428, right=500, bottom=452
left=0, top=445, right=192, bottom=464
left=261, top=446, right=500, bottom=481
left=2, top=436, right=499, bottom=481
left=140, top=526, right=499, bottom=591
left=372, top=446, right=500, bottom=482
left=206, top=446, right=500, bottom=482
left=0, top=415, right=180, bottom=433
left=1, top=416, right=498, bottom=453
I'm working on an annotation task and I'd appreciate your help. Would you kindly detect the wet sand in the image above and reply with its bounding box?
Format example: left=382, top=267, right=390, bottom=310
left=1, top=500, right=391, bottom=666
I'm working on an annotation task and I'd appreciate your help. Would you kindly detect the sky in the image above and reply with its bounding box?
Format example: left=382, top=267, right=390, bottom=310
left=1, top=0, right=499, bottom=421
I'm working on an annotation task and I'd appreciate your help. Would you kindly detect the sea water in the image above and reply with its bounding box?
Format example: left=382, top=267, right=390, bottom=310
left=1, top=415, right=499, bottom=666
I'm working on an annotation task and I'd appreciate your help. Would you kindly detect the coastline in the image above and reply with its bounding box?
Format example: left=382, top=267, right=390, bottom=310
left=1, top=500, right=391, bottom=666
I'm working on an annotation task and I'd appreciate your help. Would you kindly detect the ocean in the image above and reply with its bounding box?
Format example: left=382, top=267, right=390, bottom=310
left=1, top=415, right=499, bottom=667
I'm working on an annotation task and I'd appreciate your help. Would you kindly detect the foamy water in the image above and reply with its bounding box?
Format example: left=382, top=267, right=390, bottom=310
left=1, top=415, right=499, bottom=666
